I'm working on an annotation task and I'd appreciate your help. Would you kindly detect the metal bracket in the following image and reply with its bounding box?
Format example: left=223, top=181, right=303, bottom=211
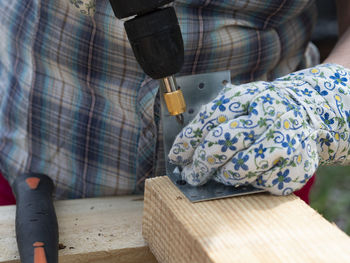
left=161, top=71, right=265, bottom=202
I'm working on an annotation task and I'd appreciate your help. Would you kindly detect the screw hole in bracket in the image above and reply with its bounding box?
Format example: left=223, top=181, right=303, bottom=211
left=176, top=180, right=187, bottom=185
left=198, top=83, right=205, bottom=89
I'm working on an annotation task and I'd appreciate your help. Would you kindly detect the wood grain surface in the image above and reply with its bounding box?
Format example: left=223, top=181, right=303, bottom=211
left=143, top=176, right=350, bottom=263
left=0, top=196, right=156, bottom=263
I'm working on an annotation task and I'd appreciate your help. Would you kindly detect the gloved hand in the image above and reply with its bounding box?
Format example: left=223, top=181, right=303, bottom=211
left=169, top=64, right=350, bottom=195
left=69, top=0, right=96, bottom=16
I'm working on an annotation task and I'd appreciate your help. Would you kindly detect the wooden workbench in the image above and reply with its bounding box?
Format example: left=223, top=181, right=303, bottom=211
left=2, top=177, right=350, bottom=263
left=0, top=196, right=156, bottom=263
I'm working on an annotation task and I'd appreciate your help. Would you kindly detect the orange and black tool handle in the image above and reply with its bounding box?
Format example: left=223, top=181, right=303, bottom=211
left=13, top=173, right=58, bottom=263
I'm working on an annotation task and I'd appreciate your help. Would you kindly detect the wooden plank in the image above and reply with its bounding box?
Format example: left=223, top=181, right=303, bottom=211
left=0, top=196, right=157, bottom=263
left=143, top=176, right=350, bottom=263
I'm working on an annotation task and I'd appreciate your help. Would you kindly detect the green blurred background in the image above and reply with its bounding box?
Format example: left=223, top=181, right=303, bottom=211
left=305, top=1, right=350, bottom=235
left=310, top=167, right=350, bottom=234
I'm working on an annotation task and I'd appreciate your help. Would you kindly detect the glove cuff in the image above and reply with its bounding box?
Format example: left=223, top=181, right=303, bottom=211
left=277, top=63, right=350, bottom=165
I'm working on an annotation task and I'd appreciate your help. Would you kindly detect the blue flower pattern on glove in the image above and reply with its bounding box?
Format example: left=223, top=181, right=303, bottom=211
left=272, top=170, right=292, bottom=190
left=320, top=134, right=334, bottom=148
left=321, top=113, right=335, bottom=127
left=261, top=94, right=274, bottom=104
left=243, top=131, right=256, bottom=142
left=281, top=135, right=297, bottom=155
left=254, top=144, right=267, bottom=159
left=199, top=111, right=209, bottom=124
left=301, top=88, right=313, bottom=97
left=212, top=95, right=230, bottom=111
left=169, top=64, right=350, bottom=195
left=330, top=73, right=347, bottom=86
left=218, top=133, right=238, bottom=152
left=232, top=152, right=249, bottom=171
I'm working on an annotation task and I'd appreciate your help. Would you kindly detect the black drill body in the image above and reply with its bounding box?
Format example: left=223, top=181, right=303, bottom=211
left=109, top=0, right=186, bottom=123
left=109, top=0, right=184, bottom=79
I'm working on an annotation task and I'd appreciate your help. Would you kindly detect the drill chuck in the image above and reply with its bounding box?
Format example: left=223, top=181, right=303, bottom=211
left=124, top=7, right=184, bottom=79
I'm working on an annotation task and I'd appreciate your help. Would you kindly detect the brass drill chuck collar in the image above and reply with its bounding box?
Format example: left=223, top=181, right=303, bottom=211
left=161, top=76, right=186, bottom=116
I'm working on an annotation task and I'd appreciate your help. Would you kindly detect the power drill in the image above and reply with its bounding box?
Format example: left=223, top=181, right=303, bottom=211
left=109, top=0, right=186, bottom=124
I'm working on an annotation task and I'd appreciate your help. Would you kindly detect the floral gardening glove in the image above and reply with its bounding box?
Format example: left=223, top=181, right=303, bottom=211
left=69, top=0, right=96, bottom=16
left=169, top=64, right=350, bottom=195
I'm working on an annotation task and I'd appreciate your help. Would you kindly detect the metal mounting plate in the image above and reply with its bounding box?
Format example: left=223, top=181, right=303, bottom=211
left=160, top=71, right=265, bottom=202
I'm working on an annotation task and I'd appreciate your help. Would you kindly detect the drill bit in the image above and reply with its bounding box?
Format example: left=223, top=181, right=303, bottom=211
left=175, top=114, right=184, bottom=126
left=161, top=76, right=186, bottom=125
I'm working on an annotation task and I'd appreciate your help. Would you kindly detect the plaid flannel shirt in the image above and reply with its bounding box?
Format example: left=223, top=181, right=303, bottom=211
left=0, top=0, right=317, bottom=199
